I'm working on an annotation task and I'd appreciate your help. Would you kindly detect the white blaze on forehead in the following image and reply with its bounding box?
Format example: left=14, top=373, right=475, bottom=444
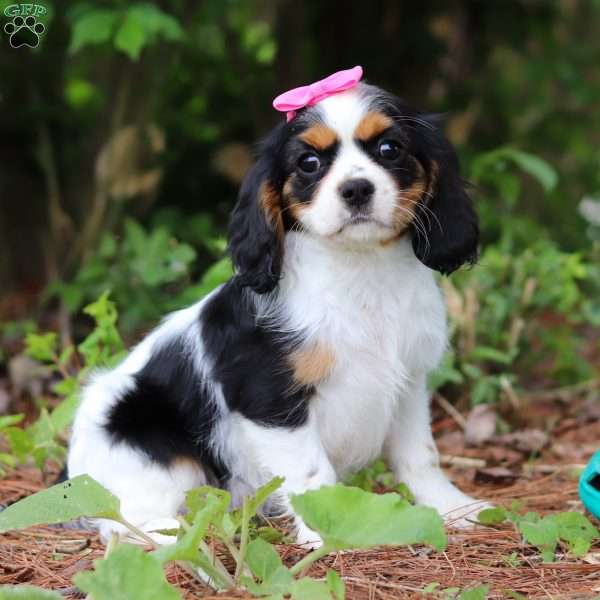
left=315, top=88, right=370, bottom=142
left=298, top=88, right=400, bottom=241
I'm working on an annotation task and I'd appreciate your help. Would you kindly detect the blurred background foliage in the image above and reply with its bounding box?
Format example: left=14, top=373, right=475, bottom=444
left=0, top=0, right=599, bottom=426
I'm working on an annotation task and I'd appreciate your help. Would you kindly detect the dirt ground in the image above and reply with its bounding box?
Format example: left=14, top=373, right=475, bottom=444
left=1, top=390, right=600, bottom=599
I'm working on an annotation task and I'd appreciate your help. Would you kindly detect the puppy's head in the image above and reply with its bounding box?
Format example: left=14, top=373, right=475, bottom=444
left=228, top=83, right=479, bottom=293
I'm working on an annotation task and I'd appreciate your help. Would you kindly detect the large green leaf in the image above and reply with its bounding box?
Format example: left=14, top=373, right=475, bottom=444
left=75, top=544, right=181, bottom=600
left=69, top=9, right=119, bottom=53
left=291, top=485, right=447, bottom=551
left=0, top=586, right=63, bottom=599
left=0, top=475, right=121, bottom=533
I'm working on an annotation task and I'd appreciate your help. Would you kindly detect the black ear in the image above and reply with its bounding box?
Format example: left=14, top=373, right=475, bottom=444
left=411, top=118, right=479, bottom=275
left=228, top=156, right=284, bottom=294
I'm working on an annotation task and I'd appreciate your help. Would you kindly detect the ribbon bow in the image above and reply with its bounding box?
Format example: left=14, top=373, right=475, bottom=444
left=273, top=66, right=364, bottom=122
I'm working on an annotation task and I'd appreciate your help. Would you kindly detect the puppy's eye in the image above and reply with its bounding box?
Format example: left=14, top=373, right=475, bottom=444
left=298, top=152, right=321, bottom=174
left=378, top=140, right=402, bottom=160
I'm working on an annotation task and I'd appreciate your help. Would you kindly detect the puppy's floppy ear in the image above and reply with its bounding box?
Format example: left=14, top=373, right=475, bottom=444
left=228, top=152, right=284, bottom=294
left=411, top=115, right=479, bottom=275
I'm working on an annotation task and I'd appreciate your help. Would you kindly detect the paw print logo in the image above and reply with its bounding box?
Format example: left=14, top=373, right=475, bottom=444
left=4, top=15, right=45, bottom=48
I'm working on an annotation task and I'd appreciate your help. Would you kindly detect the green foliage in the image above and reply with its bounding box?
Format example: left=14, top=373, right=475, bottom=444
left=429, top=147, right=599, bottom=405
left=0, top=476, right=448, bottom=598
left=69, top=3, right=184, bottom=60
left=0, top=294, right=125, bottom=472
left=49, top=218, right=231, bottom=333
left=345, top=458, right=416, bottom=502
left=0, top=475, right=121, bottom=533
left=477, top=505, right=600, bottom=562
left=75, top=544, right=182, bottom=600
left=292, top=484, right=446, bottom=551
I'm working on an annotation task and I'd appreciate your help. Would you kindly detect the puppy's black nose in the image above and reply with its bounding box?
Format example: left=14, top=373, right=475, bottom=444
left=339, top=178, right=375, bottom=210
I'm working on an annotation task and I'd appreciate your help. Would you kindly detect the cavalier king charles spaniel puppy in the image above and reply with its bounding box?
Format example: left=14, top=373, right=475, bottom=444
left=68, top=67, right=485, bottom=546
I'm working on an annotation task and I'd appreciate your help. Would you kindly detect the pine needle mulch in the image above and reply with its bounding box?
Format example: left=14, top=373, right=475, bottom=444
left=2, top=399, right=600, bottom=599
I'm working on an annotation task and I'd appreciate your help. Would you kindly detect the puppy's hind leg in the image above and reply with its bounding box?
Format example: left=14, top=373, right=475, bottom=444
left=229, top=414, right=336, bottom=548
left=67, top=374, right=205, bottom=544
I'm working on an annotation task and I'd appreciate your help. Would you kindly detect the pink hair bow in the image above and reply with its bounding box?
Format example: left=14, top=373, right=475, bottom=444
left=273, top=66, right=364, bottom=122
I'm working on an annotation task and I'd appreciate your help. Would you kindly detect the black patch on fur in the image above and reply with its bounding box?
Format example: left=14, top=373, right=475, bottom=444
left=202, top=280, right=311, bottom=428
left=104, top=339, right=229, bottom=482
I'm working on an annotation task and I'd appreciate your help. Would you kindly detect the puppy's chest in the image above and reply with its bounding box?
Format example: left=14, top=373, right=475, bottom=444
left=291, top=284, right=440, bottom=473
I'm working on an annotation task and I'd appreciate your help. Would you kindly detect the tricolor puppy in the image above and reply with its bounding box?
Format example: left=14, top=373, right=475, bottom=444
left=68, top=67, right=485, bottom=546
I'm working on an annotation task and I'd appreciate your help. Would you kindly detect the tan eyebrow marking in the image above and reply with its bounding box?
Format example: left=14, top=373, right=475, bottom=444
left=299, top=123, right=338, bottom=150
left=354, top=111, right=393, bottom=141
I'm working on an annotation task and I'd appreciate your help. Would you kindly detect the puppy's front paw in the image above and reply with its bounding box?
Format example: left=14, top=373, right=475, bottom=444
left=441, top=497, right=493, bottom=529
left=295, top=520, right=323, bottom=550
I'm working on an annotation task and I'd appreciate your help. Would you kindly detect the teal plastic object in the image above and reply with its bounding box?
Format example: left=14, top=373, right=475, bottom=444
left=579, top=451, right=600, bottom=519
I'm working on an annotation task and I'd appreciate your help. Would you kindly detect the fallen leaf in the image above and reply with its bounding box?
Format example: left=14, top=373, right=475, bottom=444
left=474, top=467, right=518, bottom=485
left=465, top=405, right=497, bottom=446
left=492, top=429, right=549, bottom=454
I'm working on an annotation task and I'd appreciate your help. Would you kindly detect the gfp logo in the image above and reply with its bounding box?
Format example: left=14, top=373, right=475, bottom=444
left=3, top=4, right=47, bottom=48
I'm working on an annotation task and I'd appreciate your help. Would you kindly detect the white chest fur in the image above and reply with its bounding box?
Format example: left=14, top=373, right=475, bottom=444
left=260, top=232, right=448, bottom=475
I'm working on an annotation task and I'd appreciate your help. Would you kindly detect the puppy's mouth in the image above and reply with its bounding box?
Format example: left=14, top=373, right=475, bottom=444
left=340, top=213, right=390, bottom=230
left=347, top=213, right=373, bottom=225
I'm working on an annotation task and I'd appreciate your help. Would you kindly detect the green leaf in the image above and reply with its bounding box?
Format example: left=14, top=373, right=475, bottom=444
left=477, top=506, right=507, bottom=525
left=4, top=427, right=34, bottom=462
left=291, top=485, right=447, bottom=551
left=291, top=578, right=334, bottom=600
left=0, top=475, right=121, bottom=533
left=0, top=414, right=24, bottom=429
left=0, top=585, right=64, bottom=599
left=501, top=148, right=558, bottom=192
left=25, top=332, right=57, bottom=362
left=326, top=570, right=345, bottom=600
left=114, top=14, right=146, bottom=60
left=69, top=9, right=119, bottom=53
left=242, top=566, right=293, bottom=597
left=458, top=585, right=489, bottom=600
left=469, top=346, right=512, bottom=365
left=153, top=496, right=221, bottom=565
left=554, top=511, right=599, bottom=557
left=185, top=485, right=231, bottom=523
left=518, top=517, right=559, bottom=562
left=246, top=537, right=284, bottom=582
left=245, top=477, right=284, bottom=522
left=75, top=544, right=181, bottom=600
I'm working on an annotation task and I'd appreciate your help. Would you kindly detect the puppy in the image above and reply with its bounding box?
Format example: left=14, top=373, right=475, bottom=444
left=68, top=72, right=484, bottom=546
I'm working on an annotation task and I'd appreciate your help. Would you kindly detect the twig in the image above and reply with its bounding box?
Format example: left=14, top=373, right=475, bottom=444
left=440, top=455, right=486, bottom=469
left=434, top=394, right=467, bottom=429
left=525, top=379, right=600, bottom=401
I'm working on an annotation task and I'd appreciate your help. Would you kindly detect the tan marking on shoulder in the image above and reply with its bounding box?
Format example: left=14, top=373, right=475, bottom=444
left=354, top=111, right=393, bottom=141
left=299, top=123, right=338, bottom=150
left=290, top=343, right=336, bottom=386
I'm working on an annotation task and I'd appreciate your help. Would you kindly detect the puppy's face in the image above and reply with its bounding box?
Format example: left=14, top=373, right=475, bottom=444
left=281, top=87, right=426, bottom=244
left=229, top=83, right=479, bottom=293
